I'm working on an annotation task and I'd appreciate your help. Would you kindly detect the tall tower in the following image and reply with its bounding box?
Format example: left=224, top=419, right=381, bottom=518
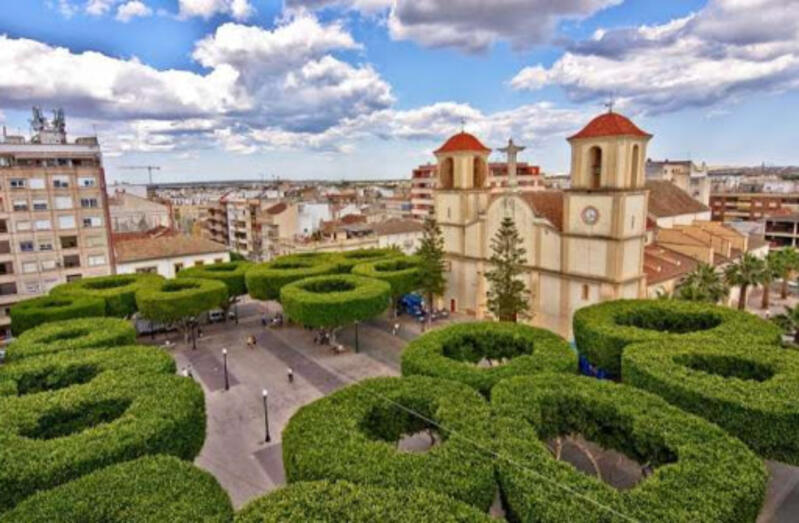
left=561, top=111, right=652, bottom=306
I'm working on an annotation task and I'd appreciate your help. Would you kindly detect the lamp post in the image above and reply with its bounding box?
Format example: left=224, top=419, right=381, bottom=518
left=191, top=320, right=197, bottom=351
left=262, top=389, right=271, bottom=443
left=222, top=348, right=229, bottom=391
left=354, top=321, right=359, bottom=353
left=234, top=302, right=239, bottom=325
left=287, top=367, right=294, bottom=383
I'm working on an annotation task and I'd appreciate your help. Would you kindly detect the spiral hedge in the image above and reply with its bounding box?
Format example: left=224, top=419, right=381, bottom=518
left=280, top=274, right=391, bottom=328
left=331, top=248, right=402, bottom=273
left=51, top=273, right=164, bottom=318
left=282, top=376, right=496, bottom=511
left=573, top=299, right=782, bottom=376
left=135, top=277, right=228, bottom=323
left=235, top=480, right=492, bottom=523
left=9, top=295, right=106, bottom=336
left=402, top=322, right=576, bottom=396
left=352, top=256, right=421, bottom=297
left=0, top=371, right=206, bottom=510
left=5, top=317, right=137, bottom=362
left=492, top=374, right=767, bottom=522
left=0, top=456, right=233, bottom=523
left=246, top=257, right=338, bottom=301
left=623, top=339, right=799, bottom=464
left=178, top=260, right=254, bottom=298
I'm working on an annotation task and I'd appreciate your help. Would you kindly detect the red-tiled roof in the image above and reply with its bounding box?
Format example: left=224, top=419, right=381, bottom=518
left=115, top=235, right=228, bottom=264
left=644, top=244, right=698, bottom=285
left=646, top=180, right=710, bottom=218
left=569, top=112, right=651, bottom=140
left=266, top=202, right=287, bottom=215
left=435, top=132, right=491, bottom=154
left=520, top=191, right=564, bottom=231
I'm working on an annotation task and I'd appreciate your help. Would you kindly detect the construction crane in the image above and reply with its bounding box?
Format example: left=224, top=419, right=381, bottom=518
left=120, top=165, right=161, bottom=185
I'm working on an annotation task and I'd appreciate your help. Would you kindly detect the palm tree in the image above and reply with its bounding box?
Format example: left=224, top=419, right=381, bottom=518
left=724, top=253, right=765, bottom=310
left=775, top=248, right=799, bottom=300
left=761, top=251, right=782, bottom=310
left=677, top=263, right=729, bottom=304
left=774, top=304, right=799, bottom=344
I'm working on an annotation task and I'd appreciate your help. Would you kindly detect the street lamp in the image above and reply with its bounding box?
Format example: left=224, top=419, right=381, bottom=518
left=287, top=367, right=294, bottom=383
left=191, top=319, right=197, bottom=350
left=354, top=321, right=359, bottom=353
left=262, top=389, right=271, bottom=443
left=222, top=348, right=229, bottom=391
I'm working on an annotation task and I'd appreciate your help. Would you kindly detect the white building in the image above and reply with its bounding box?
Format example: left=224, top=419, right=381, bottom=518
left=114, top=235, right=229, bottom=279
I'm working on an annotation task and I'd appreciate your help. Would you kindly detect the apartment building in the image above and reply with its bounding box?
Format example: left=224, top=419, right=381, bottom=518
left=646, top=159, right=711, bottom=205
left=411, top=164, right=436, bottom=219
left=0, top=109, right=113, bottom=337
left=710, top=192, right=799, bottom=222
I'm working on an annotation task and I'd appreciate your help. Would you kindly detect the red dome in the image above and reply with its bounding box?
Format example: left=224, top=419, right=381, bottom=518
left=569, top=112, right=651, bottom=140
left=435, top=132, right=491, bottom=154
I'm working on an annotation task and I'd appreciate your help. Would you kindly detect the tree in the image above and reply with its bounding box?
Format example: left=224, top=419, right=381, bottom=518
left=676, top=263, right=729, bottom=303
left=485, top=217, right=530, bottom=322
left=774, top=304, right=799, bottom=344
left=416, top=216, right=447, bottom=329
left=775, top=247, right=799, bottom=300
left=724, top=253, right=765, bottom=310
left=760, top=251, right=782, bottom=310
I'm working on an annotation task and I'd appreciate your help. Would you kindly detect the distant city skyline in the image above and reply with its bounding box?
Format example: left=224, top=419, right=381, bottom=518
left=0, top=0, right=797, bottom=183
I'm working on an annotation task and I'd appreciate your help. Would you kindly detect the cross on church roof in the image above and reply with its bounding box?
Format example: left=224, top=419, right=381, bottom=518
left=604, top=93, right=617, bottom=113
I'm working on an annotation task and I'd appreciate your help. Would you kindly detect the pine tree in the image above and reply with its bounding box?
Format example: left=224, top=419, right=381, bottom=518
left=485, top=216, right=530, bottom=322
left=416, top=216, right=447, bottom=328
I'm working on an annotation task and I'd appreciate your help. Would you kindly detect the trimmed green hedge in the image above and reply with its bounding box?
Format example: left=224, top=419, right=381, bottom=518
left=178, top=260, right=254, bottom=298
left=0, top=456, right=233, bottom=523
left=402, top=322, right=576, bottom=396
left=10, top=295, right=106, bottom=336
left=51, top=274, right=164, bottom=318
left=136, top=277, right=228, bottom=323
left=0, top=371, right=206, bottom=510
left=352, top=256, right=421, bottom=297
left=236, top=480, right=492, bottom=522
left=280, top=274, right=391, bottom=328
left=623, top=339, right=799, bottom=464
left=331, top=248, right=402, bottom=273
left=573, top=299, right=782, bottom=376
left=492, top=374, right=767, bottom=522
left=246, top=257, right=338, bottom=301
left=5, top=317, right=137, bottom=363
left=282, top=376, right=496, bottom=510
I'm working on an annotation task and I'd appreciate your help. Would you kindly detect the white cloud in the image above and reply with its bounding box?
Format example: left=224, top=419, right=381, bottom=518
left=85, top=0, right=115, bottom=15
left=511, top=0, right=799, bottom=113
left=178, top=0, right=254, bottom=21
left=115, top=1, right=152, bottom=22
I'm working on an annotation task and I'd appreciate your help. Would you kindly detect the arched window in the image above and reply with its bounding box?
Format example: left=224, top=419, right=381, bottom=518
left=589, top=146, right=602, bottom=189
left=631, top=145, right=640, bottom=186
left=473, top=157, right=487, bottom=188
left=440, top=158, right=454, bottom=189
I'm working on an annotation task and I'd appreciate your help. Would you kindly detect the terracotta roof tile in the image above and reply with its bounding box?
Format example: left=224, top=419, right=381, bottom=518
left=646, top=180, right=710, bottom=218
left=644, top=244, right=698, bottom=285
left=520, top=191, right=564, bottom=231
left=435, top=132, right=491, bottom=154
left=569, top=112, right=651, bottom=140
left=373, top=218, right=424, bottom=235
left=266, top=202, right=287, bottom=215
left=115, top=235, right=228, bottom=264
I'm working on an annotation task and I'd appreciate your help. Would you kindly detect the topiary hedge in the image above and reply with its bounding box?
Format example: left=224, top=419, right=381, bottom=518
left=573, top=299, right=782, bottom=377
left=135, top=277, right=228, bottom=324
left=4, top=317, right=137, bottom=363
left=177, top=260, right=254, bottom=298
left=235, top=480, right=492, bottom=522
left=0, top=371, right=206, bottom=510
left=246, top=257, right=338, bottom=301
left=623, top=339, right=799, bottom=464
left=330, top=248, right=402, bottom=273
left=492, top=374, right=767, bottom=522
left=352, top=256, right=421, bottom=298
left=9, top=295, right=106, bottom=336
left=280, top=274, right=391, bottom=328
left=0, top=456, right=233, bottom=523
left=51, top=273, right=164, bottom=318
left=402, top=322, right=576, bottom=396
left=282, top=376, right=496, bottom=511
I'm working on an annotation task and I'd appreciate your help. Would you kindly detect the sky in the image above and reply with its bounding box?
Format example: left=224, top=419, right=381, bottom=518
left=0, top=0, right=797, bottom=184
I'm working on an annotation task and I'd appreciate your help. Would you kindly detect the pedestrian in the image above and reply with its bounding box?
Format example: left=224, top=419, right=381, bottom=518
left=392, top=322, right=400, bottom=336
left=261, top=314, right=267, bottom=327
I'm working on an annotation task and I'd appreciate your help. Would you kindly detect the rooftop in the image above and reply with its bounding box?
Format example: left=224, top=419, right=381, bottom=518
left=569, top=112, right=651, bottom=141
left=115, top=235, right=228, bottom=264
left=646, top=180, right=710, bottom=218
left=435, top=132, right=491, bottom=154
left=373, top=218, right=424, bottom=236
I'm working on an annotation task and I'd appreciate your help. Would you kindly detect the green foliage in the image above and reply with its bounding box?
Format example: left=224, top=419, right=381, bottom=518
left=416, top=216, right=447, bottom=311
left=235, top=480, right=491, bottom=522
left=352, top=256, right=421, bottom=298
left=676, top=263, right=729, bottom=303
left=51, top=274, right=164, bottom=318
left=229, top=251, right=247, bottom=262
left=774, top=303, right=799, bottom=343
left=401, top=322, right=575, bottom=396
left=178, top=260, right=254, bottom=298
left=280, top=274, right=391, bottom=328
left=573, top=299, right=782, bottom=376
left=485, top=216, right=530, bottom=321
left=623, top=339, right=799, bottom=464
left=773, top=247, right=799, bottom=299
left=10, top=295, right=106, bottom=336
left=5, top=317, right=137, bottom=363
left=724, top=252, right=765, bottom=310
left=331, top=248, right=403, bottom=273
left=136, top=277, right=228, bottom=324
left=492, top=374, right=767, bottom=522
left=0, top=456, right=233, bottom=523
left=246, top=256, right=338, bottom=301
left=282, top=376, right=496, bottom=510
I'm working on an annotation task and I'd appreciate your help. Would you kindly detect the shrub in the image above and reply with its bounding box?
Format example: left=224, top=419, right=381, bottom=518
left=0, top=456, right=233, bottom=523
left=282, top=376, right=496, bottom=510
left=235, top=480, right=492, bottom=522
left=402, top=322, right=576, bottom=396
left=0, top=371, right=206, bottom=510
left=9, top=295, right=106, bottom=336
left=246, top=257, right=338, bottom=301
left=51, top=274, right=164, bottom=318
left=0, top=345, right=175, bottom=397
left=492, top=374, right=767, bottom=522
left=623, top=339, right=799, bottom=464
left=573, top=299, right=782, bottom=376
left=5, top=317, right=137, bottom=363
left=135, top=278, right=228, bottom=324
left=280, top=274, right=391, bottom=328
left=352, top=256, right=421, bottom=298
left=330, top=248, right=402, bottom=273
left=177, top=260, right=254, bottom=298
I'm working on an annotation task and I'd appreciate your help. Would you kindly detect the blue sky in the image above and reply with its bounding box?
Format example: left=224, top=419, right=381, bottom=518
left=0, top=0, right=796, bottom=183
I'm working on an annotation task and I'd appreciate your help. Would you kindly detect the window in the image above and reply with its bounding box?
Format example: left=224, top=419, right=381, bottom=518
left=0, top=220, right=6, bottom=234
left=0, top=241, right=10, bottom=254
left=35, top=220, right=51, bottom=231
left=10, top=178, right=26, bottom=189
left=13, top=200, right=28, bottom=212
left=88, top=255, right=106, bottom=267
left=66, top=274, right=82, bottom=282
left=194, top=260, right=205, bottom=267
left=58, top=215, right=76, bottom=229
left=86, top=236, right=106, bottom=248
left=582, top=284, right=590, bottom=300
left=174, top=263, right=184, bottom=274
left=60, top=236, right=78, bottom=249
left=41, top=259, right=57, bottom=271
left=0, top=262, right=13, bottom=275
left=19, top=241, right=34, bottom=252
left=24, top=281, right=41, bottom=295
left=16, top=221, right=31, bottom=232
left=0, top=283, right=18, bottom=296
left=52, top=175, right=70, bottom=188
left=80, top=198, right=99, bottom=209
left=22, top=262, right=37, bottom=274
left=78, top=177, right=96, bottom=187
left=32, top=199, right=48, bottom=211
left=63, top=255, right=81, bottom=268
left=29, top=178, right=45, bottom=190
left=589, top=146, right=602, bottom=189
left=82, top=216, right=102, bottom=228
left=136, top=266, right=158, bottom=274
left=55, top=196, right=72, bottom=210
left=39, top=241, right=53, bottom=251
